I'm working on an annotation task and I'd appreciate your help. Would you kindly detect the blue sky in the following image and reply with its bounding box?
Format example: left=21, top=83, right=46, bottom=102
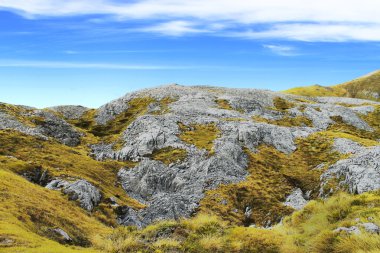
left=1, top=0, right=380, bottom=108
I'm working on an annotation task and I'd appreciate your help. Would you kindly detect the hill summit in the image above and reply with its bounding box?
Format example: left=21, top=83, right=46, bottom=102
left=285, top=70, right=380, bottom=101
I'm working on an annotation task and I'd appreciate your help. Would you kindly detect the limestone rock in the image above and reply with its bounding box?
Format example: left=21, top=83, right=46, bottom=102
left=46, top=179, right=101, bottom=211
left=360, top=223, right=380, bottom=234
left=48, top=105, right=90, bottom=120
left=52, top=228, right=72, bottom=242
left=63, top=180, right=102, bottom=211
left=321, top=146, right=380, bottom=194
left=284, top=188, right=308, bottom=210
left=334, top=226, right=361, bottom=235
left=332, top=138, right=364, bottom=154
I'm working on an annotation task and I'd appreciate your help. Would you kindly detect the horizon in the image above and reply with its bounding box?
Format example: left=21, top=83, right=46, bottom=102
left=1, top=1, right=380, bottom=108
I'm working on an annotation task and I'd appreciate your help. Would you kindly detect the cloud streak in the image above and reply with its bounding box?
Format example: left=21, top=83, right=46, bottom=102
left=0, top=60, right=201, bottom=70
left=1, top=0, right=380, bottom=42
left=263, top=45, right=298, bottom=56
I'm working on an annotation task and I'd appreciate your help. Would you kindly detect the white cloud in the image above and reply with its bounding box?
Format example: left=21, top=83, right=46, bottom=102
left=139, top=21, right=205, bottom=36
left=2, top=0, right=380, bottom=41
left=263, top=45, right=298, bottom=56
left=0, top=60, right=199, bottom=70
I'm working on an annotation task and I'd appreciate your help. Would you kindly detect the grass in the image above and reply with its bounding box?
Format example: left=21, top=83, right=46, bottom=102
left=147, top=146, right=187, bottom=165
left=215, top=99, right=234, bottom=110
left=253, top=115, right=313, bottom=127
left=178, top=123, right=220, bottom=153
left=199, top=132, right=344, bottom=226
left=0, top=169, right=106, bottom=253
left=0, top=130, right=144, bottom=229
left=284, top=85, right=347, bottom=98
left=326, top=106, right=380, bottom=142
left=273, top=97, right=296, bottom=111
left=283, top=70, right=380, bottom=102
left=91, top=191, right=380, bottom=253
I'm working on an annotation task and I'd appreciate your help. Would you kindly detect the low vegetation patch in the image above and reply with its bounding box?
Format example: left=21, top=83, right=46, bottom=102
left=199, top=132, right=343, bottom=227
left=273, top=97, right=296, bottom=111
left=253, top=115, right=313, bottom=127
left=147, top=147, right=187, bottom=165
left=178, top=123, right=220, bottom=153
left=215, top=99, right=233, bottom=110
left=91, top=191, right=380, bottom=253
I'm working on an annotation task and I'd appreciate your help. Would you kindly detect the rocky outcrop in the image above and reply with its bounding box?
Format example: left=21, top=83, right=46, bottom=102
left=332, top=138, right=365, bottom=154
left=283, top=188, right=308, bottom=210
left=0, top=111, right=45, bottom=138
left=321, top=146, right=380, bottom=194
left=32, top=110, right=82, bottom=146
left=46, top=179, right=101, bottom=211
left=48, top=105, right=90, bottom=120
left=117, top=137, right=249, bottom=227
left=3, top=84, right=379, bottom=228
left=0, top=108, right=82, bottom=146
left=334, top=226, right=361, bottom=235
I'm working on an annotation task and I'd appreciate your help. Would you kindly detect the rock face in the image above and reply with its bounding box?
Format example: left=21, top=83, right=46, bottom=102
left=84, top=85, right=380, bottom=227
left=360, top=223, right=380, bottom=234
left=118, top=139, right=249, bottom=227
left=332, top=138, right=365, bottom=154
left=2, top=84, right=380, bottom=228
left=0, top=107, right=82, bottom=146
left=33, top=110, right=82, bottom=146
left=46, top=179, right=101, bottom=211
left=48, top=105, right=90, bottom=120
left=284, top=188, right=308, bottom=210
left=321, top=146, right=380, bottom=195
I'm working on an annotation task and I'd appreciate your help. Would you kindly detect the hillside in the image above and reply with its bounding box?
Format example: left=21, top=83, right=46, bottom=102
left=1, top=84, right=380, bottom=252
left=284, top=70, right=380, bottom=101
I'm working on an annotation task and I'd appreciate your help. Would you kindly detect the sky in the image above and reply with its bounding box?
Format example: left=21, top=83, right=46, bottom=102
left=1, top=1, right=380, bottom=108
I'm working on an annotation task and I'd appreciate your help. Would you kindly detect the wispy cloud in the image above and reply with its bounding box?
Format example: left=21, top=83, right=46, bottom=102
left=2, top=0, right=380, bottom=41
left=263, top=44, right=298, bottom=56
left=0, top=60, right=201, bottom=70
left=138, top=21, right=206, bottom=36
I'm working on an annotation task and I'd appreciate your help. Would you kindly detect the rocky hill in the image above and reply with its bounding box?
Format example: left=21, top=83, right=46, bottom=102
left=285, top=70, right=380, bottom=102
left=1, top=84, right=380, bottom=253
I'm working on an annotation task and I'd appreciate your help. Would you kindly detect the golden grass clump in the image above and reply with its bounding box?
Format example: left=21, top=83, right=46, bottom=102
left=148, top=146, right=187, bottom=165
left=178, top=123, right=220, bottom=153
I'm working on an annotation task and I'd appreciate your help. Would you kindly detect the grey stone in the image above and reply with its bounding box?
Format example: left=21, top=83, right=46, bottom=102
left=48, top=105, right=90, bottom=120
left=316, top=97, right=380, bottom=105
left=351, top=105, right=375, bottom=115
left=321, top=146, right=380, bottom=195
left=46, top=179, right=101, bottom=211
left=63, top=180, right=102, bottom=211
left=53, top=228, right=72, bottom=242
left=334, top=226, right=361, bottom=235
left=284, top=188, right=308, bottom=210
left=360, top=223, right=380, bottom=234
left=332, top=138, right=364, bottom=154
left=0, top=109, right=81, bottom=146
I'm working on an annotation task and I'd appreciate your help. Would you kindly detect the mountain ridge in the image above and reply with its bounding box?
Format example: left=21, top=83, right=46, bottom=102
left=284, top=70, right=380, bottom=101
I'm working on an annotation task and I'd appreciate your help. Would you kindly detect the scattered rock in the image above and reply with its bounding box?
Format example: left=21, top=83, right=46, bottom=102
left=52, top=228, right=72, bottom=242
left=46, top=179, right=101, bottom=211
left=63, top=180, right=102, bottom=211
left=283, top=188, right=308, bottom=210
left=360, top=223, right=380, bottom=234
left=334, top=226, right=361, bottom=235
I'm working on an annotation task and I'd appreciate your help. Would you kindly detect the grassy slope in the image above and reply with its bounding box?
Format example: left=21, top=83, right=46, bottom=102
left=284, top=70, right=380, bottom=101
left=93, top=191, right=380, bottom=253
left=0, top=169, right=105, bottom=253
